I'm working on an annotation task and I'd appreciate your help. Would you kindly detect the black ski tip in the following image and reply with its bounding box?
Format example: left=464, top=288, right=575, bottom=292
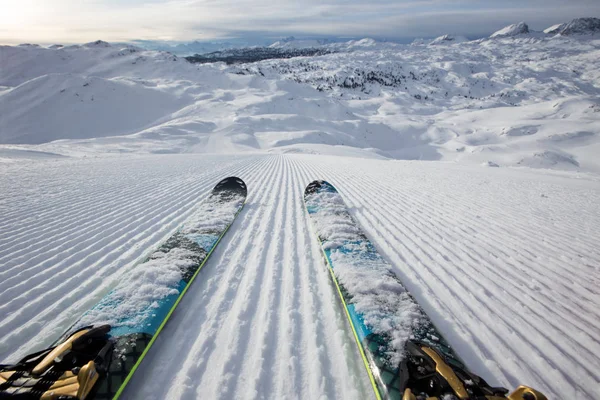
left=304, top=180, right=336, bottom=198
left=213, top=176, right=247, bottom=198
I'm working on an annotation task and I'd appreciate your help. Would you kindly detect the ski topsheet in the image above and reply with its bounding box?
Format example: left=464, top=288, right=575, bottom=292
left=63, top=177, right=246, bottom=399
left=304, top=180, right=463, bottom=400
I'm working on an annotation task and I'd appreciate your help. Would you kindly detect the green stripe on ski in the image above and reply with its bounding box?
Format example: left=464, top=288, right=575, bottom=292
left=305, top=203, right=382, bottom=400
left=320, top=235, right=383, bottom=400
left=304, top=180, right=466, bottom=400
left=113, top=201, right=245, bottom=399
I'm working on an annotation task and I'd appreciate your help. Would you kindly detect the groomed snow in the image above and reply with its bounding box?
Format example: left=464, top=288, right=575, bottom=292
left=0, top=30, right=599, bottom=400
left=0, top=155, right=599, bottom=399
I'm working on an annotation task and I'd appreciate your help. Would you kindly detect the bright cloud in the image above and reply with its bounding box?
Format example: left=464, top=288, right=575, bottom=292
left=1, top=0, right=599, bottom=44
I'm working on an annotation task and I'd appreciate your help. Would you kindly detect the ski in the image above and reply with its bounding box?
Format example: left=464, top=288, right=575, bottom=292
left=304, top=180, right=545, bottom=400
left=0, top=177, right=247, bottom=400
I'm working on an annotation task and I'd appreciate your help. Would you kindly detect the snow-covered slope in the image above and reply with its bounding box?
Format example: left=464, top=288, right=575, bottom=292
left=544, top=23, right=566, bottom=35
left=559, top=17, right=600, bottom=36
left=1, top=35, right=599, bottom=172
left=0, top=154, right=598, bottom=400
left=0, top=73, right=190, bottom=144
left=269, top=36, right=333, bottom=49
left=544, top=18, right=600, bottom=36
left=231, top=36, right=600, bottom=172
left=429, top=34, right=469, bottom=45
left=491, top=22, right=529, bottom=38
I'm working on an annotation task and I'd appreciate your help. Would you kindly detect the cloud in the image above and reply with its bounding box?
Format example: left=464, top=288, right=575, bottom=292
left=1, top=0, right=599, bottom=44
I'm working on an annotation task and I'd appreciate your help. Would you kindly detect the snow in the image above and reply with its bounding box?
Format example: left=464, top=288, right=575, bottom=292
left=0, top=155, right=598, bottom=400
left=410, top=38, right=428, bottom=46
left=0, top=30, right=599, bottom=400
left=0, top=73, right=191, bottom=144
left=544, top=23, right=566, bottom=35
left=2, top=37, right=600, bottom=172
left=544, top=18, right=600, bottom=37
left=305, top=186, right=426, bottom=366
left=429, top=35, right=469, bottom=46
left=84, top=40, right=112, bottom=48
left=78, top=247, right=193, bottom=329
left=76, top=187, right=244, bottom=332
left=490, top=22, right=529, bottom=38
left=559, top=18, right=600, bottom=36
left=268, top=36, right=332, bottom=49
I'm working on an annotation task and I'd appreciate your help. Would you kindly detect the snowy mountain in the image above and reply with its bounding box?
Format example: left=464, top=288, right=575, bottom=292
left=544, top=18, right=600, bottom=36
left=558, top=17, right=600, bottom=36
left=544, top=23, right=566, bottom=35
left=127, top=37, right=338, bottom=56
left=185, top=47, right=331, bottom=65
left=1, top=32, right=599, bottom=172
left=1, top=21, right=600, bottom=400
left=268, top=36, right=335, bottom=48
left=428, top=34, right=469, bottom=45
left=410, top=38, right=429, bottom=46
left=130, top=39, right=270, bottom=56
left=490, top=22, right=529, bottom=38
left=83, top=40, right=112, bottom=48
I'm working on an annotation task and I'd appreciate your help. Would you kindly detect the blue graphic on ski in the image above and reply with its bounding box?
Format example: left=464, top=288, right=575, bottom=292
left=304, top=180, right=463, bottom=400
left=62, top=177, right=246, bottom=399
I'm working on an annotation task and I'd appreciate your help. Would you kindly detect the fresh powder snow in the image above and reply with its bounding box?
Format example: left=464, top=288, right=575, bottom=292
left=76, top=187, right=244, bottom=332
left=305, top=184, right=428, bottom=367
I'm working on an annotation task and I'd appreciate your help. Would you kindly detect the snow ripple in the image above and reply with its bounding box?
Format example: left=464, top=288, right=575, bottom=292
left=0, top=154, right=598, bottom=400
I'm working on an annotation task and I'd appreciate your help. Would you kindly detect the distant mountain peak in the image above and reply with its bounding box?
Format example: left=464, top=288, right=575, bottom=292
left=559, top=17, right=600, bottom=35
left=84, top=40, right=111, bottom=48
left=429, top=34, right=469, bottom=45
left=491, top=22, right=529, bottom=38
left=544, top=23, right=566, bottom=35
left=352, top=38, right=377, bottom=46
left=269, top=37, right=336, bottom=49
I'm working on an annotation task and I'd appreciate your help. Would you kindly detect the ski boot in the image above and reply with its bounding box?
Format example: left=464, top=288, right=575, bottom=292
left=400, top=341, right=547, bottom=400
left=0, top=325, right=113, bottom=399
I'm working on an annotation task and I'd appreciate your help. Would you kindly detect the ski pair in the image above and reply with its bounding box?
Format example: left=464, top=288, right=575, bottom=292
left=1, top=178, right=546, bottom=400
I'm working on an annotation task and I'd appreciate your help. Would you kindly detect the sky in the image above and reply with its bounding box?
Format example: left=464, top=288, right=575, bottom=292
left=1, top=0, right=599, bottom=45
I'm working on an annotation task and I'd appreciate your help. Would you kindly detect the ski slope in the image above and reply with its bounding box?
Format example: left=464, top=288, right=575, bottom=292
left=0, top=154, right=599, bottom=399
